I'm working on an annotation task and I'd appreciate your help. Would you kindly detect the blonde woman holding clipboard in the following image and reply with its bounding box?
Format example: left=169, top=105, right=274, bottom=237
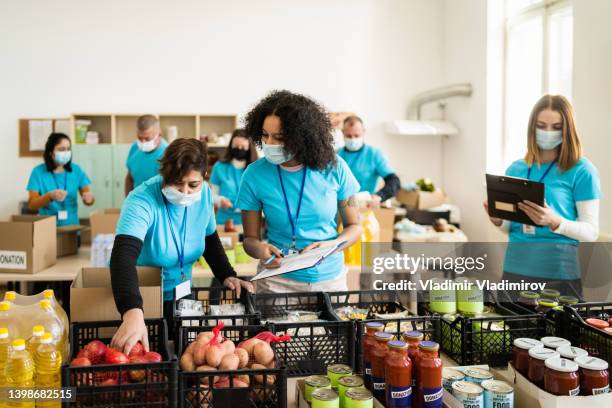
left=236, top=90, right=363, bottom=294
left=486, top=95, right=600, bottom=298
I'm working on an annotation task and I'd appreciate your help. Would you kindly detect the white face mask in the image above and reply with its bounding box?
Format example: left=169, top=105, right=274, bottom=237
left=53, top=150, right=72, bottom=166
left=262, top=142, right=294, bottom=165
left=535, top=128, right=562, bottom=150
left=161, top=186, right=201, bottom=207
left=344, top=137, right=364, bottom=152
left=137, top=137, right=158, bottom=153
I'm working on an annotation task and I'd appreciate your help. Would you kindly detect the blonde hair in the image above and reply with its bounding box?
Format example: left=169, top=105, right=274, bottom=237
left=525, top=95, right=582, bottom=171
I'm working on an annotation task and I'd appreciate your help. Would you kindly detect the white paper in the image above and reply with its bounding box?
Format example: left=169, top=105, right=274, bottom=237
left=28, top=120, right=53, bottom=151
left=251, top=244, right=342, bottom=281
left=54, top=119, right=71, bottom=136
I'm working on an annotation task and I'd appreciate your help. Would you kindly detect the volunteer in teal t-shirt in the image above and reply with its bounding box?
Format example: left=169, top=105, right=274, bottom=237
left=125, top=114, right=168, bottom=194
left=209, top=129, right=258, bottom=226
left=337, top=115, right=400, bottom=207
left=26, top=133, right=95, bottom=226
left=237, top=90, right=363, bottom=293
left=485, top=95, right=601, bottom=297
left=109, top=138, right=252, bottom=354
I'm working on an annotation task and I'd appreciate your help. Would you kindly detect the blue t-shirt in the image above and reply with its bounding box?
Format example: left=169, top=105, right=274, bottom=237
left=116, top=175, right=216, bottom=299
left=26, top=163, right=91, bottom=226
left=503, top=157, right=601, bottom=280
left=337, top=144, right=394, bottom=194
left=126, top=139, right=169, bottom=188
left=236, top=156, right=360, bottom=282
left=209, top=161, right=245, bottom=225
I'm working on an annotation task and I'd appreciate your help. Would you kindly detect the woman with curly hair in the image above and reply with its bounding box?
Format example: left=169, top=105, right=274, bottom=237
left=236, top=90, right=363, bottom=293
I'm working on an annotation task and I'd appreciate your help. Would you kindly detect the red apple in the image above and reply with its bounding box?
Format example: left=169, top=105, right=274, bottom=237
left=76, top=349, right=90, bottom=360
left=105, top=348, right=129, bottom=365
left=84, top=340, right=107, bottom=364
left=128, top=341, right=145, bottom=357
left=143, top=351, right=162, bottom=363
left=70, top=357, right=92, bottom=367
left=128, top=356, right=147, bottom=383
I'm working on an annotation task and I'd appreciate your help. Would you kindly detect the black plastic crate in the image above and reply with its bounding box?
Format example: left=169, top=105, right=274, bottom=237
left=177, top=325, right=287, bottom=408
left=562, top=302, right=612, bottom=365
left=247, top=291, right=354, bottom=377
left=326, top=290, right=441, bottom=373
left=61, top=319, right=177, bottom=408
left=172, top=279, right=260, bottom=344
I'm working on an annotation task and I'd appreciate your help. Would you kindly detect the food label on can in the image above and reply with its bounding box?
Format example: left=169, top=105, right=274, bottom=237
left=422, top=387, right=443, bottom=408
left=386, top=385, right=412, bottom=407
left=592, top=385, right=609, bottom=395
left=568, top=386, right=580, bottom=396
left=484, top=391, right=513, bottom=408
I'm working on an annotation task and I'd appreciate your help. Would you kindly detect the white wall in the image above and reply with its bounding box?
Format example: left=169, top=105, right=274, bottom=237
left=0, top=0, right=445, bottom=218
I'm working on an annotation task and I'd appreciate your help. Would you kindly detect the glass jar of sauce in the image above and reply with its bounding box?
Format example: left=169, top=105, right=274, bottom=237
left=556, top=345, right=588, bottom=361
left=362, top=322, right=384, bottom=390
left=512, top=338, right=543, bottom=376
left=402, top=331, right=423, bottom=391
left=575, top=355, right=609, bottom=396
left=370, top=332, right=393, bottom=403
left=517, top=291, right=540, bottom=310
left=384, top=340, right=412, bottom=408
left=544, top=357, right=580, bottom=396
left=540, top=336, right=570, bottom=350
left=417, top=341, right=443, bottom=408
left=528, top=347, right=560, bottom=387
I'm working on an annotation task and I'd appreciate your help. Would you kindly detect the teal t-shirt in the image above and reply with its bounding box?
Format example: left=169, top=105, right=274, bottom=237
left=209, top=161, right=245, bottom=225
left=126, top=139, right=168, bottom=188
left=115, top=175, right=216, bottom=299
left=26, top=163, right=91, bottom=226
left=503, top=157, right=601, bottom=280
left=236, top=156, right=360, bottom=282
left=337, top=144, right=394, bottom=194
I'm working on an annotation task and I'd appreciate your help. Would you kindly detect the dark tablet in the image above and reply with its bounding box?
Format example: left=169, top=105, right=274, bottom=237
left=486, top=173, right=544, bottom=226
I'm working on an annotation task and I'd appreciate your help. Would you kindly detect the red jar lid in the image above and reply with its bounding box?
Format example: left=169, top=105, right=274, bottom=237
left=586, top=318, right=609, bottom=329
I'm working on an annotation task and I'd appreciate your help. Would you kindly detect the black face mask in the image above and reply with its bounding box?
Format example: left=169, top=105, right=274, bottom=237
left=230, top=148, right=249, bottom=160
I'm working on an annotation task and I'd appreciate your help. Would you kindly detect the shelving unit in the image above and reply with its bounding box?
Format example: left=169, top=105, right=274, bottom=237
left=198, top=114, right=236, bottom=137
left=72, top=114, right=113, bottom=144
left=114, top=114, right=142, bottom=144
left=159, top=114, right=197, bottom=140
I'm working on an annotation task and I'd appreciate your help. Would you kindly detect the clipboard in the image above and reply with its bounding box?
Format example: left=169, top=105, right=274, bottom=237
left=250, top=241, right=347, bottom=281
left=486, top=173, right=544, bottom=226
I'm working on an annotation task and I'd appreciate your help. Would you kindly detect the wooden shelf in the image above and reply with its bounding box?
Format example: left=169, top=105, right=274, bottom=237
left=198, top=115, right=237, bottom=138
left=73, top=114, right=113, bottom=144
left=115, top=114, right=143, bottom=144
left=159, top=114, right=197, bottom=140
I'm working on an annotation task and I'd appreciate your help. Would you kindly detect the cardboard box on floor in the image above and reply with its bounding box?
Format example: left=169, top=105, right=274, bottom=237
left=295, top=378, right=384, bottom=408
left=89, top=208, right=120, bottom=241
left=396, top=188, right=447, bottom=209
left=71, top=267, right=162, bottom=322
left=57, top=225, right=84, bottom=257
left=0, top=215, right=56, bottom=274
left=508, top=363, right=611, bottom=408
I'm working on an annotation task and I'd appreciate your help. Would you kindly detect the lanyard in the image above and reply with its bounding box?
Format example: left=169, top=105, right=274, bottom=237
left=51, top=171, right=68, bottom=210
left=163, top=197, right=188, bottom=281
left=527, top=159, right=557, bottom=183
left=277, top=165, right=307, bottom=250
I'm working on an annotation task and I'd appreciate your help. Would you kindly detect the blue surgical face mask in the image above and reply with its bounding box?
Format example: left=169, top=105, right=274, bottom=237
left=262, top=142, right=293, bottom=165
left=161, top=186, right=201, bottom=207
left=344, top=137, right=364, bottom=152
left=536, top=128, right=562, bottom=150
left=54, top=150, right=72, bottom=166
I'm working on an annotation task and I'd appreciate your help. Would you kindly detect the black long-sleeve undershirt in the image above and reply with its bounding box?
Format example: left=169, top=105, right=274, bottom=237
left=110, top=231, right=237, bottom=317
left=376, top=173, right=401, bottom=202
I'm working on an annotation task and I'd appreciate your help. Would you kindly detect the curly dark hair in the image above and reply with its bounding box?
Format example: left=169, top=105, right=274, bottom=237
left=244, top=90, right=336, bottom=170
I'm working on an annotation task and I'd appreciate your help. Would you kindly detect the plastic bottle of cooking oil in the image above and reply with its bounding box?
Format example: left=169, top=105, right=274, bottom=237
left=34, top=333, right=61, bottom=408
left=0, top=302, right=19, bottom=341
left=26, top=326, right=44, bottom=358
left=36, top=301, right=66, bottom=363
left=6, top=339, right=35, bottom=408
left=0, top=327, right=12, bottom=405
left=40, top=291, right=68, bottom=341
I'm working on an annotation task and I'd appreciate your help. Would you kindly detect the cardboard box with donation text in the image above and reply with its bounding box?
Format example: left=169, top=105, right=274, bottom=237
left=71, top=267, right=162, bottom=322
left=89, top=208, right=121, bottom=241
left=0, top=215, right=56, bottom=274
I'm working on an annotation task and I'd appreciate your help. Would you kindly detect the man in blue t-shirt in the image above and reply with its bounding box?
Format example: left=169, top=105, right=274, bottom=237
left=337, top=116, right=400, bottom=207
left=125, top=115, right=168, bottom=195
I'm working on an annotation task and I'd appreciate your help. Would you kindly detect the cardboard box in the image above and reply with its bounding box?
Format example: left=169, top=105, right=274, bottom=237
left=216, top=226, right=239, bottom=248
left=71, top=267, right=162, bottom=322
left=508, top=363, right=611, bottom=408
left=0, top=215, right=56, bottom=274
left=396, top=188, right=447, bottom=209
left=295, top=378, right=384, bottom=408
left=371, top=207, right=396, bottom=242
left=56, top=225, right=84, bottom=257
left=79, top=218, right=91, bottom=246
left=89, top=208, right=121, bottom=241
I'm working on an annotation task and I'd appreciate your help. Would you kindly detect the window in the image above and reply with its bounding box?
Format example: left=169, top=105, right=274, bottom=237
left=502, top=0, right=573, bottom=168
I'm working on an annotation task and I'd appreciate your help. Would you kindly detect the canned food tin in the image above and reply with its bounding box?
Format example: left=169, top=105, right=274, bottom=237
left=305, top=375, right=332, bottom=402
left=456, top=277, right=484, bottom=316
left=327, top=364, right=353, bottom=388
left=338, top=376, right=365, bottom=408
left=464, top=368, right=493, bottom=385
left=443, top=368, right=465, bottom=393
left=344, top=388, right=374, bottom=408
left=452, top=381, right=484, bottom=408
left=481, top=380, right=514, bottom=408
left=312, top=388, right=340, bottom=408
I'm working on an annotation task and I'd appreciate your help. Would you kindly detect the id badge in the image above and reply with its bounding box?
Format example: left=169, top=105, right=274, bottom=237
left=175, top=279, right=191, bottom=300
left=57, top=210, right=68, bottom=221
left=283, top=248, right=298, bottom=256
left=522, top=224, right=536, bottom=235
